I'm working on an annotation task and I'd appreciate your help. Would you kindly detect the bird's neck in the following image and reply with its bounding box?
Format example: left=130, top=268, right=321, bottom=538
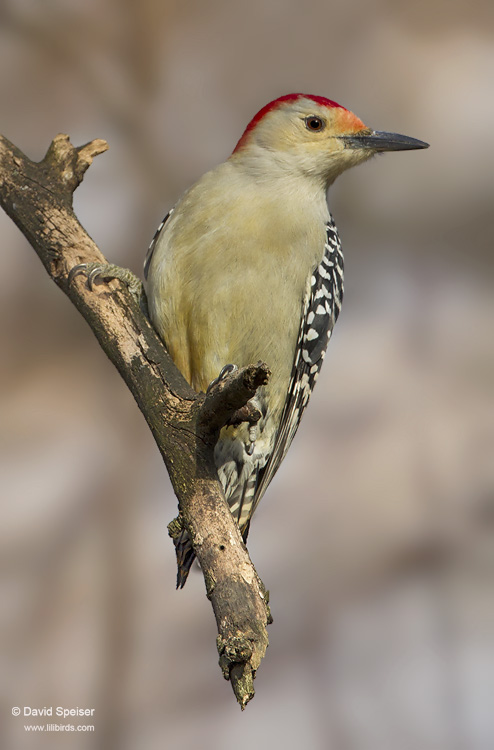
left=228, top=147, right=331, bottom=212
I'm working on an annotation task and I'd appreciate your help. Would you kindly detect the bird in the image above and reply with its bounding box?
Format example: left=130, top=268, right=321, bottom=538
left=141, top=93, right=428, bottom=586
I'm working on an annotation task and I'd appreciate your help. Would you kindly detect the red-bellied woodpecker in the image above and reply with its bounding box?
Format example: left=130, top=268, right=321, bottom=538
left=142, top=94, right=428, bottom=586
left=70, top=93, right=428, bottom=587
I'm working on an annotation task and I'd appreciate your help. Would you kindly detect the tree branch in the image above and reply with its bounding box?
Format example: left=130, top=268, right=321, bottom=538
left=0, top=133, right=271, bottom=709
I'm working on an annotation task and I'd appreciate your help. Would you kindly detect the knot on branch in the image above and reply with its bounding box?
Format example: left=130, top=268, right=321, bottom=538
left=217, top=635, right=257, bottom=709
left=217, top=634, right=254, bottom=676
left=242, top=361, right=271, bottom=391
left=42, top=134, right=108, bottom=196
left=167, top=516, right=183, bottom=540
left=198, top=361, right=271, bottom=439
left=226, top=401, right=262, bottom=428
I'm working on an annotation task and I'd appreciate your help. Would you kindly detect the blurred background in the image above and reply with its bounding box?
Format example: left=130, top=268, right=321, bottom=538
left=0, top=1, right=493, bottom=748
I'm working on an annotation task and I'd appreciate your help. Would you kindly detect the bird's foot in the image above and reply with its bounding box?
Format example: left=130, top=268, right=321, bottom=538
left=206, top=363, right=238, bottom=394
left=68, top=262, right=148, bottom=316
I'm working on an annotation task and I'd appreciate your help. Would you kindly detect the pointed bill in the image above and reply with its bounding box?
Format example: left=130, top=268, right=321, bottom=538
left=341, top=130, right=429, bottom=151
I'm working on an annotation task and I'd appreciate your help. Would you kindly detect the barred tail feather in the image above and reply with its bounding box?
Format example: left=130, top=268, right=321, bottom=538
left=174, top=528, right=197, bottom=589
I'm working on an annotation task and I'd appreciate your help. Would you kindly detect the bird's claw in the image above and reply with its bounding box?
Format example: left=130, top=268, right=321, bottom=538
left=68, top=262, right=148, bottom=315
left=206, top=363, right=239, bottom=394
left=68, top=262, right=117, bottom=291
left=68, top=262, right=91, bottom=288
left=88, top=264, right=105, bottom=290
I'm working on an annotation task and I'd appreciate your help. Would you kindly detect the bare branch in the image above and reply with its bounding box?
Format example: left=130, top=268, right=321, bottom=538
left=0, top=133, right=271, bottom=709
left=199, top=362, right=271, bottom=436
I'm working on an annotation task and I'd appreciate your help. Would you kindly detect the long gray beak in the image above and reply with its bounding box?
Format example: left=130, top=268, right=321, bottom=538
left=341, top=130, right=429, bottom=151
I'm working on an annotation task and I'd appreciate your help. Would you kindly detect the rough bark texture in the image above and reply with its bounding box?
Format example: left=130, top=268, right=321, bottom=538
left=0, top=133, right=272, bottom=709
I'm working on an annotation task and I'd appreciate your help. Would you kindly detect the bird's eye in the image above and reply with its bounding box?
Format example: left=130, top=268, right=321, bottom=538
left=305, top=116, right=325, bottom=132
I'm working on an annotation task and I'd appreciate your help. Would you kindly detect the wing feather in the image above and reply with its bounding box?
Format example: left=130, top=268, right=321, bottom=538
left=143, top=208, right=174, bottom=282
left=251, top=217, right=344, bottom=513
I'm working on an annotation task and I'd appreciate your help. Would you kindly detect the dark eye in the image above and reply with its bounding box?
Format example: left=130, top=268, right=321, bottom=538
left=305, top=116, right=325, bottom=132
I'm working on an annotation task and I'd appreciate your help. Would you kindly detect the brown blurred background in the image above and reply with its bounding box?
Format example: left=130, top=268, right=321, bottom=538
left=1, top=1, right=493, bottom=748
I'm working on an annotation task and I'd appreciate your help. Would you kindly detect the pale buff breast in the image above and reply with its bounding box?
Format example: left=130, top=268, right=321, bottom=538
left=146, top=161, right=329, bottom=417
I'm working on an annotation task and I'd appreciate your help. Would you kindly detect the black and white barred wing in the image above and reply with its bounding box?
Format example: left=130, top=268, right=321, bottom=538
left=143, top=208, right=174, bottom=282
left=253, top=219, right=344, bottom=511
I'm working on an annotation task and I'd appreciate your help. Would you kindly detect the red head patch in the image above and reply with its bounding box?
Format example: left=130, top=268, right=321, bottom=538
left=233, top=94, right=347, bottom=153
